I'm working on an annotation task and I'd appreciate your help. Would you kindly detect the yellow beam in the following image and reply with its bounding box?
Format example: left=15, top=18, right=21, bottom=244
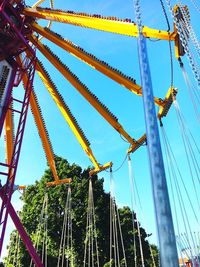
left=31, top=23, right=141, bottom=93
left=127, top=134, right=146, bottom=154
left=4, top=105, right=14, bottom=165
left=89, top=161, right=112, bottom=176
left=158, top=87, right=177, bottom=119
left=29, top=90, right=60, bottom=182
left=31, top=23, right=163, bottom=107
left=46, top=178, right=72, bottom=186
left=30, top=36, right=145, bottom=150
left=35, top=59, right=105, bottom=170
left=24, top=7, right=176, bottom=40
left=18, top=55, right=60, bottom=183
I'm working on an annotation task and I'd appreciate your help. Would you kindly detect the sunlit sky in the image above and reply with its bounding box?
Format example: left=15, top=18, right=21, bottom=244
left=1, top=0, right=200, bottom=261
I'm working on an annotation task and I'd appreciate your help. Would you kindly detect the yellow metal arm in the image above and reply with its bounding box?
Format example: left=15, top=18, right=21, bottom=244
left=46, top=178, right=72, bottom=187
left=30, top=36, right=146, bottom=152
left=16, top=54, right=61, bottom=183
left=127, top=134, right=146, bottom=154
left=4, top=105, right=14, bottom=165
left=31, top=23, right=163, bottom=107
left=21, top=67, right=61, bottom=183
left=31, top=23, right=141, bottom=94
left=32, top=1, right=54, bottom=42
left=35, top=58, right=111, bottom=173
left=89, top=162, right=112, bottom=177
left=24, top=7, right=176, bottom=40
left=158, top=87, right=178, bottom=119
left=29, top=90, right=61, bottom=182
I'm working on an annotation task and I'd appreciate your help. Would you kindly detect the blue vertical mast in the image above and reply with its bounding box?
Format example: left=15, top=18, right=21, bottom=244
left=134, top=1, right=179, bottom=266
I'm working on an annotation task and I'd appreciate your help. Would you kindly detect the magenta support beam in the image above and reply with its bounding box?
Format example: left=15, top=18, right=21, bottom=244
left=1, top=10, right=35, bottom=56
left=0, top=2, right=42, bottom=265
left=0, top=192, right=44, bottom=267
left=0, top=67, right=16, bottom=137
left=0, top=61, right=36, bottom=254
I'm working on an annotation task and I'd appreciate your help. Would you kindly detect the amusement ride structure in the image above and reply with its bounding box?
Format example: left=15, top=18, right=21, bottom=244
left=0, top=0, right=199, bottom=266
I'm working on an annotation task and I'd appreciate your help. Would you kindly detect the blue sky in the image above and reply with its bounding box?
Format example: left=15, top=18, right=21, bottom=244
left=1, top=0, right=200, bottom=260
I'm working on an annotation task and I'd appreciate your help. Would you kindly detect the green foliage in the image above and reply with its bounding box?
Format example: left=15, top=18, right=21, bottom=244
left=5, top=156, right=157, bottom=266
left=149, top=244, right=160, bottom=267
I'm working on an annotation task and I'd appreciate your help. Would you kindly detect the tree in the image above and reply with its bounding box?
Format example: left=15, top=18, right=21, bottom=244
left=5, top=156, right=157, bottom=266
left=148, top=244, right=160, bottom=267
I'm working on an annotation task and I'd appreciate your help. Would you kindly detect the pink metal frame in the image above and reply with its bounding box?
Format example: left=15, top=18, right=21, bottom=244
left=0, top=191, right=44, bottom=267
left=0, top=67, right=17, bottom=135
left=0, top=59, right=36, bottom=252
left=0, top=63, right=44, bottom=266
left=0, top=1, right=44, bottom=266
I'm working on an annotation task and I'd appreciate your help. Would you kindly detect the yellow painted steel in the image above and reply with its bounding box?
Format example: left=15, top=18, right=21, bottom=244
left=31, top=23, right=141, bottom=93
left=35, top=59, right=110, bottom=172
left=4, top=107, right=14, bottom=165
left=31, top=23, right=162, bottom=107
left=89, top=161, right=112, bottom=176
left=32, top=1, right=54, bottom=42
left=29, top=91, right=61, bottom=182
left=20, top=62, right=60, bottom=183
left=24, top=7, right=176, bottom=40
left=127, top=134, right=146, bottom=154
left=158, top=87, right=177, bottom=119
left=173, top=5, right=187, bottom=59
left=30, top=36, right=146, bottom=153
left=46, top=178, right=72, bottom=186
left=174, top=24, right=180, bottom=59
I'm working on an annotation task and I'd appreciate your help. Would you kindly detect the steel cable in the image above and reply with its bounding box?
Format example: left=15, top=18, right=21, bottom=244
left=161, top=124, right=200, bottom=265
left=84, top=179, right=100, bottom=267
left=159, top=0, right=174, bottom=87
left=128, top=155, right=157, bottom=267
left=190, top=0, right=200, bottom=13
left=180, top=61, right=200, bottom=124
left=165, top=0, right=200, bottom=87
left=128, top=157, right=145, bottom=267
left=57, top=186, right=73, bottom=267
left=90, top=181, right=100, bottom=267
left=109, top=169, right=127, bottom=267
left=41, top=193, right=48, bottom=267
left=161, top=126, right=189, bottom=266
left=173, top=99, right=200, bottom=186
left=30, top=192, right=48, bottom=267
left=161, top=125, right=199, bottom=224
left=174, top=100, right=200, bottom=212
left=178, top=2, right=200, bottom=58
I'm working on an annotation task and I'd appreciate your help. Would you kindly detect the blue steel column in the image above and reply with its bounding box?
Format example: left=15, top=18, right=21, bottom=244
left=134, top=1, right=179, bottom=266
left=138, top=33, right=179, bottom=267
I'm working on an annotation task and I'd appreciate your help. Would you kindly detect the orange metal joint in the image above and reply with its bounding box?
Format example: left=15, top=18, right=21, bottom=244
left=18, top=185, right=26, bottom=190
left=157, top=87, right=178, bottom=119
left=46, top=178, right=72, bottom=187
left=127, top=134, right=147, bottom=154
left=89, top=161, right=113, bottom=176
